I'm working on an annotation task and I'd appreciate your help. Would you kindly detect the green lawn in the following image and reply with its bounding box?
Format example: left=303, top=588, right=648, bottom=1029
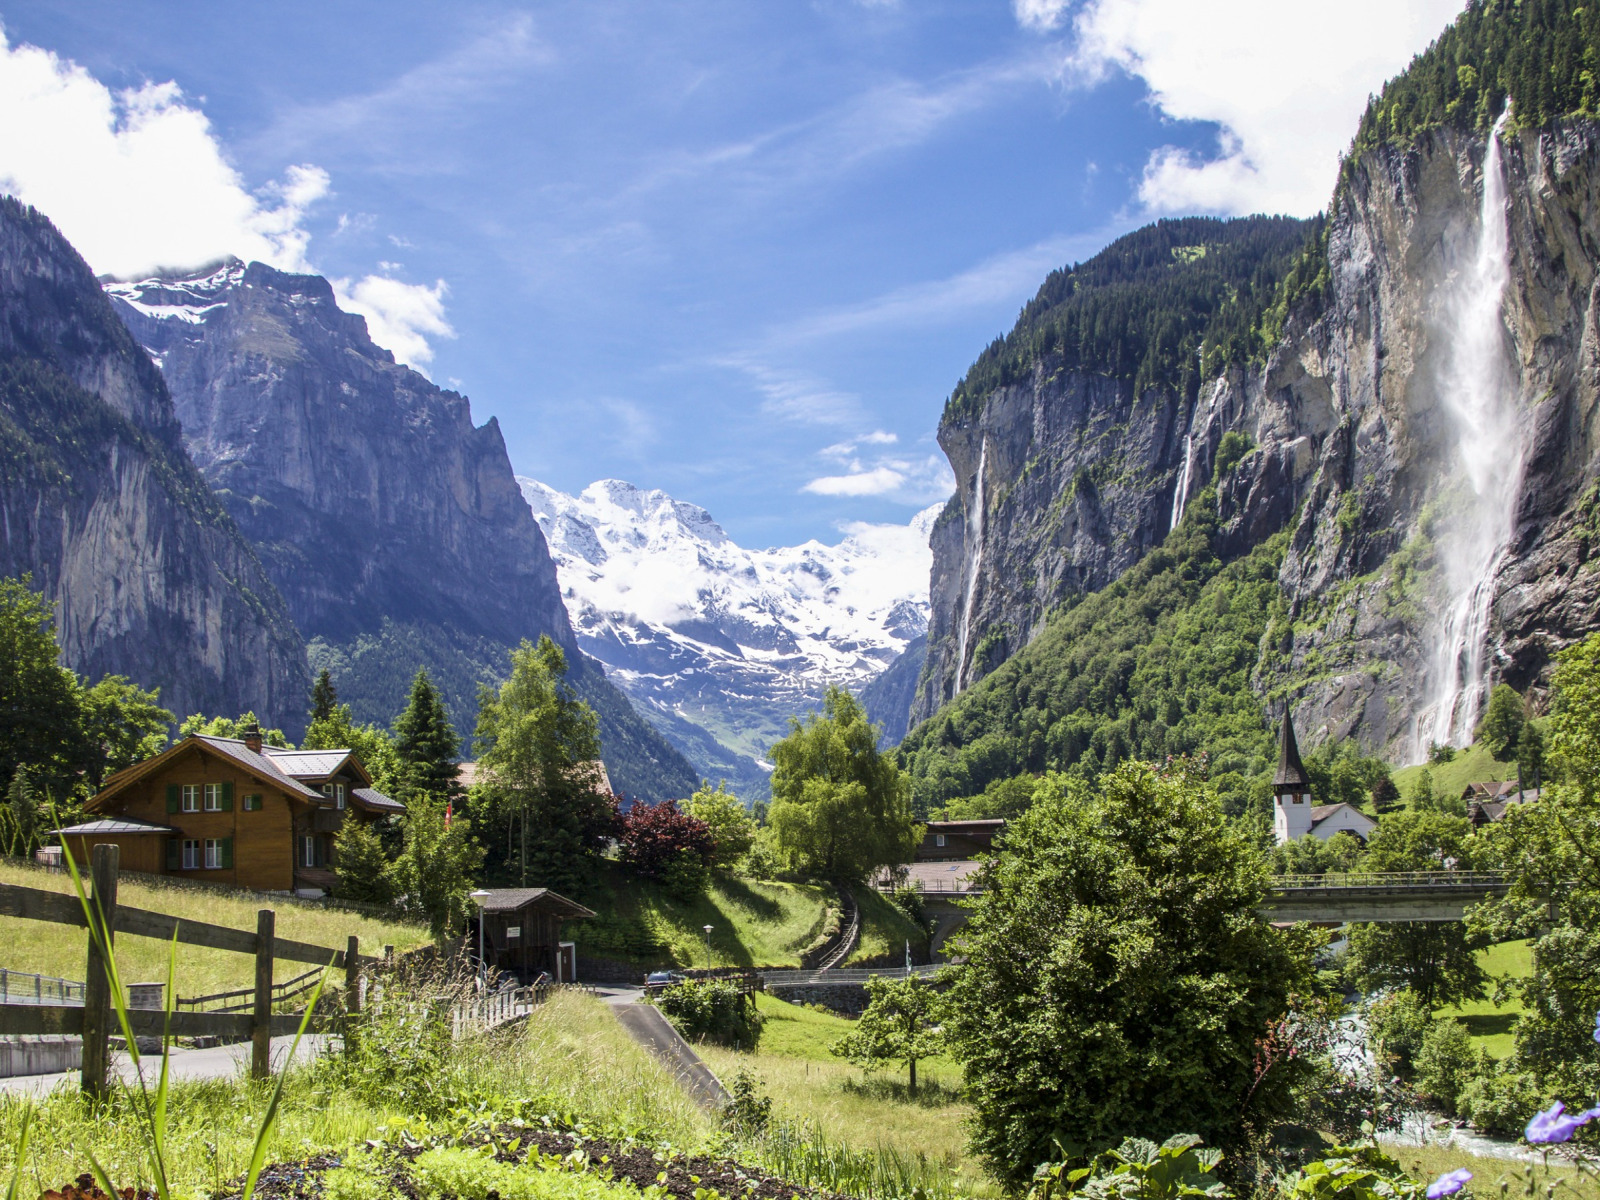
left=574, top=864, right=833, bottom=968
left=0, top=858, right=431, bottom=1000
left=1391, top=743, right=1520, bottom=805
left=1434, top=939, right=1531, bottom=1059
left=850, top=886, right=927, bottom=965
left=698, top=993, right=990, bottom=1197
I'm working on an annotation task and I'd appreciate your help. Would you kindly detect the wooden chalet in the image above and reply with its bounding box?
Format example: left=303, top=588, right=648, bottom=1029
left=57, top=724, right=403, bottom=895
left=473, top=888, right=596, bottom=983
left=915, top=819, right=1004, bottom=862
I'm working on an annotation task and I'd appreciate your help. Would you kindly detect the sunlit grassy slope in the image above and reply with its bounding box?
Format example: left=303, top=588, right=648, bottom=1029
left=1391, top=743, right=1519, bottom=803
left=0, top=858, right=430, bottom=999
left=1435, top=939, right=1531, bottom=1059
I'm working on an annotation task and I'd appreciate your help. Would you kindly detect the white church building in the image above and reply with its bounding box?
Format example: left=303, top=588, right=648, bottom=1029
left=1272, top=709, right=1378, bottom=846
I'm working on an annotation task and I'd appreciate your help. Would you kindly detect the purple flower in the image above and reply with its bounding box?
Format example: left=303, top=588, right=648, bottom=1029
left=1525, top=1101, right=1600, bottom=1144
left=1426, top=1169, right=1473, bottom=1199
left=1592, top=1010, right=1600, bottom=1045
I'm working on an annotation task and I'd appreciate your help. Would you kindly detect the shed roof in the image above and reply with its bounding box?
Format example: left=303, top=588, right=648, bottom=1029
left=262, top=748, right=357, bottom=780
left=475, top=888, right=596, bottom=919
left=53, top=817, right=176, bottom=836
left=1273, top=710, right=1311, bottom=790
left=924, top=819, right=1005, bottom=832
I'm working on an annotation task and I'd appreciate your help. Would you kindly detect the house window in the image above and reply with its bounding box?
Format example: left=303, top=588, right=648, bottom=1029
left=243, top=793, right=262, bottom=812
left=204, top=839, right=222, bottom=869
left=299, top=836, right=326, bottom=869
left=181, top=785, right=200, bottom=813
left=335, top=783, right=346, bottom=809
left=203, top=783, right=223, bottom=812
left=934, top=833, right=946, bottom=848
left=181, top=839, right=200, bottom=870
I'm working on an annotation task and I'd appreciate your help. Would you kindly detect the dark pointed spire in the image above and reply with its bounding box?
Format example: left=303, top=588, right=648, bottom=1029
left=1273, top=707, right=1310, bottom=790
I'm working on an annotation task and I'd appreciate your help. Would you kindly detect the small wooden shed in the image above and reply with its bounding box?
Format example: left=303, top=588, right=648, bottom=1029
left=473, top=888, right=596, bottom=983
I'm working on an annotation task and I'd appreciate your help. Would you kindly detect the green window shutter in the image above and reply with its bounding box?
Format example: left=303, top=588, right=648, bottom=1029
left=166, top=784, right=180, bottom=814
left=220, top=837, right=234, bottom=869
left=165, top=839, right=180, bottom=871
left=221, top=782, right=234, bottom=811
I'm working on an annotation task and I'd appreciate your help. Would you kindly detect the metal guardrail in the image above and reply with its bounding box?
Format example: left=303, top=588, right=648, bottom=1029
left=872, top=876, right=982, bottom=894
left=761, top=964, right=946, bottom=987
left=1271, top=871, right=1509, bottom=890
left=0, top=968, right=86, bottom=1006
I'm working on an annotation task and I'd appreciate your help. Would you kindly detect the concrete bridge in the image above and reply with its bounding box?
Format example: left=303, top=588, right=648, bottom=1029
left=877, top=866, right=1512, bottom=951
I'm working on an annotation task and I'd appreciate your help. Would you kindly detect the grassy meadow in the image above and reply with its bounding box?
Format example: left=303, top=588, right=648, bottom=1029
left=697, top=993, right=994, bottom=1198
left=1434, top=939, right=1531, bottom=1059
left=1390, top=744, right=1520, bottom=803
left=0, top=859, right=431, bottom=998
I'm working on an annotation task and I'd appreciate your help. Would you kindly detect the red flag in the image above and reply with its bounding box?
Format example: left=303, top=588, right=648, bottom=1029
left=445, top=800, right=452, bottom=828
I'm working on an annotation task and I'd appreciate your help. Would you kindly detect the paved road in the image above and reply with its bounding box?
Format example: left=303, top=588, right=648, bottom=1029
left=0, top=1035, right=334, bottom=1096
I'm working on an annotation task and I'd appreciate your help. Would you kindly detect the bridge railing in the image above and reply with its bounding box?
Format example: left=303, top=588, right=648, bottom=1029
left=1270, top=870, right=1509, bottom=890
left=761, top=964, right=947, bottom=987
left=870, top=874, right=982, bottom=894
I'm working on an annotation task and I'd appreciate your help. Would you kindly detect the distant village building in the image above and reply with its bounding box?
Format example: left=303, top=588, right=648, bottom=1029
left=456, top=759, right=615, bottom=801
left=56, top=724, right=402, bottom=896
left=1272, top=709, right=1377, bottom=846
left=1467, top=785, right=1539, bottom=827
left=915, top=818, right=1004, bottom=862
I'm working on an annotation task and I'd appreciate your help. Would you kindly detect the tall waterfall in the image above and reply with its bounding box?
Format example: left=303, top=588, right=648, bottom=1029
left=955, top=439, right=988, bottom=692
left=1411, top=112, right=1527, bottom=760
left=1170, top=435, right=1193, bottom=532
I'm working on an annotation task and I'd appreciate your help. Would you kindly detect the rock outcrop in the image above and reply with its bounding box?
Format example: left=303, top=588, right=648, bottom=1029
left=914, top=117, right=1600, bottom=762
left=108, top=262, right=697, bottom=800
left=0, top=199, right=308, bottom=725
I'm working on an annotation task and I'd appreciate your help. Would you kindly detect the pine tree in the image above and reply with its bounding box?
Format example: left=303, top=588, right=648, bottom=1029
left=393, top=668, right=462, bottom=803
left=310, top=669, right=339, bottom=724
left=333, top=818, right=396, bottom=906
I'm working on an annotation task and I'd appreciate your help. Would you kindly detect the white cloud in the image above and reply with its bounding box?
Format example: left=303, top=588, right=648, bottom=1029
left=0, top=27, right=451, bottom=368
left=333, top=274, right=455, bottom=369
left=804, top=466, right=906, bottom=496
left=1035, top=0, right=1465, bottom=216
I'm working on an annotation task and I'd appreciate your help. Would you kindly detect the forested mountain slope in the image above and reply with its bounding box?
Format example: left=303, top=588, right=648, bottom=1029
left=905, top=0, right=1600, bottom=783
left=108, top=263, right=697, bottom=800
left=0, top=199, right=308, bottom=725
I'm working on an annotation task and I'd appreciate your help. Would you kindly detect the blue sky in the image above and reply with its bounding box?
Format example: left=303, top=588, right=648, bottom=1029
left=0, top=1, right=1461, bottom=546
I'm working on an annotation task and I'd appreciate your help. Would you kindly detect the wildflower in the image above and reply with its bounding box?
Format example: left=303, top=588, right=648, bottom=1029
left=1593, top=1010, right=1600, bottom=1045
left=1426, top=1169, right=1472, bottom=1198
left=1525, top=1101, right=1600, bottom=1144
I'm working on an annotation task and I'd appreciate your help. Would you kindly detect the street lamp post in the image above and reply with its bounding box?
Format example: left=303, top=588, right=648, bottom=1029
left=470, top=889, right=492, bottom=992
left=702, top=924, right=714, bottom=970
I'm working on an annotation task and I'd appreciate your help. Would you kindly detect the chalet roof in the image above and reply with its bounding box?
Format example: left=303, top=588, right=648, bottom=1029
left=457, top=760, right=614, bottom=796
left=1273, top=711, right=1312, bottom=790
left=1461, top=779, right=1519, bottom=801
left=262, top=748, right=357, bottom=781
left=53, top=817, right=176, bottom=836
left=352, top=787, right=405, bottom=813
left=1309, top=803, right=1374, bottom=827
left=925, top=819, right=1006, bottom=832
left=91, top=734, right=382, bottom=812
left=475, top=888, right=596, bottom=919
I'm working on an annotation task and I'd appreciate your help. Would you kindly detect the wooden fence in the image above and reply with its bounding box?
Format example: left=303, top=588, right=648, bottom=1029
left=0, top=844, right=373, bottom=1097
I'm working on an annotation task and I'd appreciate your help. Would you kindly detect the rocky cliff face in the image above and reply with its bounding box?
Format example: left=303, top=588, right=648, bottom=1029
left=108, top=262, right=697, bottom=800
left=915, top=117, right=1600, bottom=762
left=0, top=199, right=308, bottom=725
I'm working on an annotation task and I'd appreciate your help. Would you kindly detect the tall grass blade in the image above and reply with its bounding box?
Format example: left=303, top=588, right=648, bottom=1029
left=3, top=1108, right=31, bottom=1200
left=240, top=957, right=334, bottom=1200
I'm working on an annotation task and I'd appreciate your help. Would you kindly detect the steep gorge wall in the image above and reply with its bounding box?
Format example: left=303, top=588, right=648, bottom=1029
left=913, top=117, right=1600, bottom=762
left=0, top=200, right=308, bottom=725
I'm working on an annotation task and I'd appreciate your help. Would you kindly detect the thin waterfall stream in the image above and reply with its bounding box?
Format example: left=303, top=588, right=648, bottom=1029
left=1410, top=111, right=1528, bottom=761
left=955, top=439, right=987, bottom=692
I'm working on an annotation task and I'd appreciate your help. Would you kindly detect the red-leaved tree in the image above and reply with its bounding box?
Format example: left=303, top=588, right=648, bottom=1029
left=619, top=800, right=714, bottom=880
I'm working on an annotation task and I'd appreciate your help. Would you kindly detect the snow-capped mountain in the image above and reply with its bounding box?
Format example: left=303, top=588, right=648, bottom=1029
left=519, top=477, right=940, bottom=799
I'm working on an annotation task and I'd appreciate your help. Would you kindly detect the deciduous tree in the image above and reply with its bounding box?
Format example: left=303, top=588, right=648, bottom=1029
left=684, top=781, right=756, bottom=866
left=78, top=676, right=170, bottom=789
left=944, top=762, right=1317, bottom=1183
left=768, top=687, right=919, bottom=881
left=473, top=636, right=612, bottom=891
left=1475, top=683, right=1526, bottom=759
left=390, top=795, right=483, bottom=938
left=0, top=575, right=85, bottom=796
left=831, top=973, right=944, bottom=1094
left=179, top=711, right=291, bottom=748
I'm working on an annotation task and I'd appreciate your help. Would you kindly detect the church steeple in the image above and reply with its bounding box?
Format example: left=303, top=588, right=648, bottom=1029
left=1271, top=706, right=1314, bottom=845
left=1274, top=708, right=1310, bottom=791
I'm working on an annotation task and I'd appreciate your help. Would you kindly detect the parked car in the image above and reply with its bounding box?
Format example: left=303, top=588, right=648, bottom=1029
left=643, top=970, right=685, bottom=994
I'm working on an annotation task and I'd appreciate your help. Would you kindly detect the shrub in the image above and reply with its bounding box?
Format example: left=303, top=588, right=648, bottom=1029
left=1413, top=1020, right=1475, bottom=1112
left=1028, top=1134, right=1227, bottom=1200
left=723, top=1068, right=773, bottom=1135
left=1281, top=1142, right=1423, bottom=1200
left=1456, top=1065, right=1544, bottom=1137
left=1365, top=990, right=1431, bottom=1075
left=618, top=801, right=714, bottom=889
left=654, top=978, right=761, bottom=1047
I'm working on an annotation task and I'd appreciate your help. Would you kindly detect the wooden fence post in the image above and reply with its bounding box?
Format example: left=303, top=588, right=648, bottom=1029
left=344, top=934, right=361, bottom=1056
left=251, top=909, right=275, bottom=1080
left=81, top=843, right=120, bottom=1098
